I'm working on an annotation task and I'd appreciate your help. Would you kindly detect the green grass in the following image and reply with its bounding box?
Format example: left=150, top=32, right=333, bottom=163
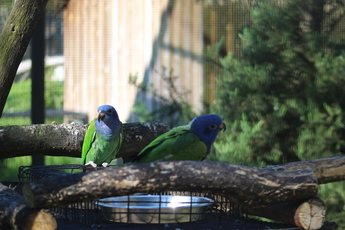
left=3, top=80, right=31, bottom=113
left=0, top=156, right=81, bottom=181
left=0, top=66, right=81, bottom=182
left=0, top=156, right=31, bottom=181
left=0, top=116, right=31, bottom=126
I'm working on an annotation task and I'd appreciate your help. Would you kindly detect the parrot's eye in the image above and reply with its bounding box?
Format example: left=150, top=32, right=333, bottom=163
left=209, top=124, right=218, bottom=130
left=107, top=109, right=112, bottom=114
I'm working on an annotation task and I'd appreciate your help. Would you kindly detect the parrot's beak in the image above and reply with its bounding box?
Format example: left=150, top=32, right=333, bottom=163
left=219, top=123, right=226, bottom=131
left=98, top=111, right=106, bottom=122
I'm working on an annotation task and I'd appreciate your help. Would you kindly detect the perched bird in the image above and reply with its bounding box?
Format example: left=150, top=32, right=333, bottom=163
left=81, top=105, right=123, bottom=168
left=130, top=114, right=226, bottom=163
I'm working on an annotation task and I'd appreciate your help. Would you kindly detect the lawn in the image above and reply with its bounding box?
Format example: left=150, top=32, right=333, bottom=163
left=0, top=66, right=81, bottom=182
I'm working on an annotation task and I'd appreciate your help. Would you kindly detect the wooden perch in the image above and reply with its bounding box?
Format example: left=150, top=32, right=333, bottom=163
left=2, top=121, right=345, bottom=185
left=263, top=155, right=345, bottom=184
left=0, top=121, right=170, bottom=159
left=22, top=161, right=318, bottom=209
left=0, top=182, right=56, bottom=230
left=249, top=197, right=325, bottom=230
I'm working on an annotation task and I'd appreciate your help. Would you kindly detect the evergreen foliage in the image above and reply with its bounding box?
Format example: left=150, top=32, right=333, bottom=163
left=210, top=0, right=345, bottom=225
left=212, top=0, right=345, bottom=166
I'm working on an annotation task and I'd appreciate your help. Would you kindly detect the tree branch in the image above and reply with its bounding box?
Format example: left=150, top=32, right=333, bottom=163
left=263, top=155, right=345, bottom=184
left=0, top=121, right=170, bottom=160
left=22, top=161, right=318, bottom=209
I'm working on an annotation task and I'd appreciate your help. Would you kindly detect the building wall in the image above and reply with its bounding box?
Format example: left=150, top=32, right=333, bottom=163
left=63, top=0, right=204, bottom=123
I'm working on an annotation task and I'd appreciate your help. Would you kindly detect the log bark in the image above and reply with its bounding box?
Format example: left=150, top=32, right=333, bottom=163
left=0, top=182, right=56, bottom=230
left=249, top=197, right=325, bottom=230
left=0, top=0, right=49, bottom=116
left=263, top=155, right=345, bottom=184
left=2, top=121, right=345, bottom=185
left=22, top=161, right=318, bottom=209
left=0, top=121, right=170, bottom=159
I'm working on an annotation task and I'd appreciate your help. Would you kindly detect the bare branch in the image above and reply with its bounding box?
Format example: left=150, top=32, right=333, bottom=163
left=0, top=121, right=170, bottom=160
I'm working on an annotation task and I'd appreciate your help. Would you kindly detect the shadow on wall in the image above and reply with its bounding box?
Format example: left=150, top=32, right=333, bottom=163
left=127, top=0, right=204, bottom=127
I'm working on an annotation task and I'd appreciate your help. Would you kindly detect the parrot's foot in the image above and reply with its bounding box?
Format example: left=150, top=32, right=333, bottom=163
left=85, top=161, right=97, bottom=169
left=102, top=162, right=109, bottom=168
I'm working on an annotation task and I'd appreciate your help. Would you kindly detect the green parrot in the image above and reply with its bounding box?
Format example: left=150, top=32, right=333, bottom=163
left=130, top=114, right=226, bottom=163
left=81, top=105, right=123, bottom=168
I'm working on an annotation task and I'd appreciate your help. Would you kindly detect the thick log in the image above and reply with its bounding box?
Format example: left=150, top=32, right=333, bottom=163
left=0, top=0, right=49, bottom=116
left=2, top=122, right=345, bottom=185
left=22, top=161, right=318, bottom=209
left=263, top=155, right=345, bottom=184
left=249, top=197, right=325, bottom=230
left=0, top=182, right=56, bottom=230
left=0, top=121, right=170, bottom=159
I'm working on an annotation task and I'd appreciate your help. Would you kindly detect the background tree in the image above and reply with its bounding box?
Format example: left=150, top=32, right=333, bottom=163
left=212, top=0, right=345, bottom=164
left=210, top=0, right=345, bottom=225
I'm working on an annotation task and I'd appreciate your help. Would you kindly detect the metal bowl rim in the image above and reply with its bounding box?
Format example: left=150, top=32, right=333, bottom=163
left=97, top=195, right=214, bottom=209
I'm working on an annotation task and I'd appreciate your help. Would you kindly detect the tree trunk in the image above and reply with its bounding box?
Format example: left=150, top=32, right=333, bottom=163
left=0, top=182, right=56, bottom=230
left=0, top=121, right=170, bottom=160
left=249, top=197, right=325, bottom=230
left=263, top=155, right=345, bottom=184
left=22, top=161, right=318, bottom=209
left=0, top=0, right=49, bottom=117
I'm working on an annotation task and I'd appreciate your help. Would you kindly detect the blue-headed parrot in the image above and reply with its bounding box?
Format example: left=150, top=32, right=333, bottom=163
left=130, top=114, right=226, bottom=163
left=81, top=105, right=123, bottom=168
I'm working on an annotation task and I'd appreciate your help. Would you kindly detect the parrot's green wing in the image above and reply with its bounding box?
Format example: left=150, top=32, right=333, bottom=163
left=131, top=125, right=207, bottom=163
left=81, top=119, right=97, bottom=165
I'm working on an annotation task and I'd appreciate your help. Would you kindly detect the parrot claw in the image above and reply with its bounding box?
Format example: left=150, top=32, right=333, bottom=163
left=85, top=161, right=97, bottom=169
left=102, top=162, right=109, bottom=167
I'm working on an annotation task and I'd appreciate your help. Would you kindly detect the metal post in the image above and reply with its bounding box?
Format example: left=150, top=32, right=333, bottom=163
left=31, top=12, right=45, bottom=166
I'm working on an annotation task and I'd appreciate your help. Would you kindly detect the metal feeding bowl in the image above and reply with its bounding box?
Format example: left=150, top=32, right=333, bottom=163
left=97, top=195, right=214, bottom=224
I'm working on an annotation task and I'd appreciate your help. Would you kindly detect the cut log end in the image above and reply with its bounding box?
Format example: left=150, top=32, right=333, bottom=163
left=20, top=209, right=57, bottom=230
left=294, top=198, right=326, bottom=230
left=0, top=182, right=57, bottom=230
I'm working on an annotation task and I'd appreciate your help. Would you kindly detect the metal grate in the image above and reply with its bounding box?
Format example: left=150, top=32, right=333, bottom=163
left=18, top=165, right=300, bottom=229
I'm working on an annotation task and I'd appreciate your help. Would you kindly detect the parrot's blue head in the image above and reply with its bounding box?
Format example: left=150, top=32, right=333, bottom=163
left=96, top=105, right=121, bottom=138
left=190, top=114, right=226, bottom=150
left=97, top=105, right=119, bottom=122
left=95, top=105, right=122, bottom=140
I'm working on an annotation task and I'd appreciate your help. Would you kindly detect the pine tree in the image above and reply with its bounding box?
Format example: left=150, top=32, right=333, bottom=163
left=212, top=0, right=345, bottom=166
left=211, top=0, right=345, bottom=225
